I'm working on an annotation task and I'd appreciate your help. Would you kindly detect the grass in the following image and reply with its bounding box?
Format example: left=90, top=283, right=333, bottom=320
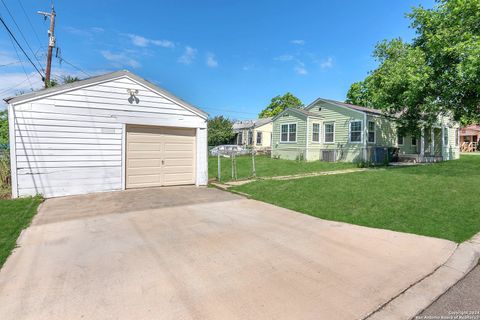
left=232, top=156, right=480, bottom=243
left=208, top=155, right=356, bottom=182
left=0, top=196, right=43, bottom=268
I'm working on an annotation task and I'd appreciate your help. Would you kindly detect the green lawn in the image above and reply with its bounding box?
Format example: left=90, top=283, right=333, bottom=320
left=208, top=155, right=356, bottom=182
left=232, top=155, right=480, bottom=243
left=0, top=196, right=43, bottom=268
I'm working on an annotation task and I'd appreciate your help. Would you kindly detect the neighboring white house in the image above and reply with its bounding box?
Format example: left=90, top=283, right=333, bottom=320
left=232, top=117, right=273, bottom=150
left=5, top=70, right=208, bottom=198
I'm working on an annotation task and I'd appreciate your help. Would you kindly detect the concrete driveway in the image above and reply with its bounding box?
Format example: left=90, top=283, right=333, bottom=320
left=0, top=187, right=455, bottom=320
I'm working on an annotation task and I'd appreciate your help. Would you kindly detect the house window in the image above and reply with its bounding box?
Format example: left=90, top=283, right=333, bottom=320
left=312, top=123, right=320, bottom=142
left=455, top=129, right=459, bottom=146
left=280, top=123, right=296, bottom=142
left=256, top=132, right=262, bottom=145
left=443, top=128, right=448, bottom=146
left=412, top=136, right=417, bottom=146
left=368, top=121, right=375, bottom=143
left=349, top=121, right=362, bottom=143
left=398, top=134, right=404, bottom=145
left=324, top=123, right=335, bottom=143
left=248, top=130, right=253, bottom=145
left=237, top=132, right=243, bottom=145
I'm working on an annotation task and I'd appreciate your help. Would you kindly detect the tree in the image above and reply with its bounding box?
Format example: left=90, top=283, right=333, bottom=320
left=46, top=75, right=81, bottom=88
left=61, top=75, right=81, bottom=84
left=0, top=111, right=8, bottom=147
left=258, top=92, right=303, bottom=118
left=207, top=116, right=234, bottom=146
left=346, top=0, right=480, bottom=128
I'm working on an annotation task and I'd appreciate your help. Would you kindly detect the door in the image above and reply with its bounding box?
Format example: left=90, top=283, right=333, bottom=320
left=126, top=125, right=196, bottom=188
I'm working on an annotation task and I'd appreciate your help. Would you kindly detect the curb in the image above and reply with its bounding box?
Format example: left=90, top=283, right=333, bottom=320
left=365, top=233, right=480, bottom=320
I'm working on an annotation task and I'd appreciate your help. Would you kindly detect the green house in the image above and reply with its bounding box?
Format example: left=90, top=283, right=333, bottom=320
left=271, top=98, right=461, bottom=163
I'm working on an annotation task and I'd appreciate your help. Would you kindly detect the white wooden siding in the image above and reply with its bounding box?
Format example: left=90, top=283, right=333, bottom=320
left=12, top=76, right=207, bottom=198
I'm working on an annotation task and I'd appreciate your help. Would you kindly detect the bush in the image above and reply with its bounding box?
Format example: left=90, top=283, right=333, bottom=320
left=0, top=151, right=11, bottom=198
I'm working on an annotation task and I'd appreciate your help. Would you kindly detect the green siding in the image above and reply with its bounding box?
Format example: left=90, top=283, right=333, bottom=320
left=271, top=112, right=307, bottom=160
left=271, top=101, right=460, bottom=162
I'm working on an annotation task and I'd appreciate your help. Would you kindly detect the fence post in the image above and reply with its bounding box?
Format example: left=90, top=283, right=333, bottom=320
left=252, top=149, right=256, bottom=177
left=217, top=154, right=221, bottom=181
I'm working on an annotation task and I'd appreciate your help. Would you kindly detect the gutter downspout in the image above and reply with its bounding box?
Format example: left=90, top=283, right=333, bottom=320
left=8, top=104, right=18, bottom=198
left=305, top=117, right=309, bottom=161
left=363, top=112, right=368, bottom=161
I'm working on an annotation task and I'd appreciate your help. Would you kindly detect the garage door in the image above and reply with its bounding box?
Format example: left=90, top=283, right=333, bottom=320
left=126, top=125, right=196, bottom=188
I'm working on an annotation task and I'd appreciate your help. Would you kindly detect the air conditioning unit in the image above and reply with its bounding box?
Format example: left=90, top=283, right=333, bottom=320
left=322, top=150, right=336, bottom=162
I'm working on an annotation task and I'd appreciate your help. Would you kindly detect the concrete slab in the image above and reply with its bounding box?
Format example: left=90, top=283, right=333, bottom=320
left=0, top=187, right=456, bottom=320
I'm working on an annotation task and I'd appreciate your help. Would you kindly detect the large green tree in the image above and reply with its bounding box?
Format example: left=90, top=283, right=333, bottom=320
left=258, top=92, right=303, bottom=118
left=207, top=116, right=234, bottom=146
left=347, top=0, right=480, bottom=128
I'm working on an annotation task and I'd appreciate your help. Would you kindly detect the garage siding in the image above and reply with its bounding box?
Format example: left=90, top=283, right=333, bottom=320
left=12, top=76, right=206, bottom=198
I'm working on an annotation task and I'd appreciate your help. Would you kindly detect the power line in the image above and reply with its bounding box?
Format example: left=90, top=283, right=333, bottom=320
left=202, top=106, right=259, bottom=116
left=0, top=77, right=32, bottom=96
left=1, top=0, right=44, bottom=72
left=16, top=0, right=42, bottom=47
left=59, top=57, right=91, bottom=77
left=0, top=15, right=44, bottom=79
left=0, top=60, right=21, bottom=67
left=5, top=20, right=33, bottom=90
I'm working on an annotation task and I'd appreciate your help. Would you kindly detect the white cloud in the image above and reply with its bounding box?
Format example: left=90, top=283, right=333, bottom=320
left=274, top=54, right=294, bottom=62
left=64, top=26, right=92, bottom=37
left=127, top=34, right=174, bottom=48
left=242, top=63, right=254, bottom=71
left=291, top=39, right=306, bottom=45
left=205, top=53, right=218, bottom=68
left=150, top=39, right=175, bottom=48
left=90, top=27, right=104, bottom=33
left=294, top=66, right=308, bottom=75
left=101, top=50, right=141, bottom=69
left=320, top=57, right=334, bottom=69
left=0, top=72, right=42, bottom=107
left=178, top=46, right=197, bottom=65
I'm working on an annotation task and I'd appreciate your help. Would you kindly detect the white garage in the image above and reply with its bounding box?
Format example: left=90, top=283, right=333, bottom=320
left=5, top=70, right=208, bottom=198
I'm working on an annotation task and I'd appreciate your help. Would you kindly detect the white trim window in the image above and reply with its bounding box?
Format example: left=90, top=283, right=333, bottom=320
left=443, top=128, right=448, bottom=146
left=324, top=122, right=335, bottom=144
left=367, top=121, right=375, bottom=143
left=397, top=134, right=404, bottom=146
left=237, top=132, right=243, bottom=145
left=411, top=136, right=417, bottom=146
left=312, top=123, right=320, bottom=143
left=256, top=131, right=262, bottom=145
left=280, top=123, right=297, bottom=142
left=349, top=120, right=363, bottom=143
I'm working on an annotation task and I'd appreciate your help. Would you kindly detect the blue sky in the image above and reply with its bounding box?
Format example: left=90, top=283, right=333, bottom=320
left=0, top=0, right=435, bottom=119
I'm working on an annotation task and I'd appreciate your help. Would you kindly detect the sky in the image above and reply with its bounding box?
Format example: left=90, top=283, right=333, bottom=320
left=0, top=0, right=435, bottom=119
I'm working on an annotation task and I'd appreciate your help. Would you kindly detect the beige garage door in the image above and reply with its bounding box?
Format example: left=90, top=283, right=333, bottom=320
left=126, top=125, right=196, bottom=188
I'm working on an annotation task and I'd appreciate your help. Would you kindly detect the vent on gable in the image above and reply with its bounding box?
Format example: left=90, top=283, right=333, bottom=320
left=283, top=113, right=289, bottom=117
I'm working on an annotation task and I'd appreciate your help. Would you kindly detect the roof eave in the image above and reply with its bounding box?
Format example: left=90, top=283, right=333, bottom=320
left=5, top=70, right=208, bottom=119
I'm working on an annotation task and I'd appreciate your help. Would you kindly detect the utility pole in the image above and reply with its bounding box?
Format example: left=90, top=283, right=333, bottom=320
left=37, top=5, right=56, bottom=88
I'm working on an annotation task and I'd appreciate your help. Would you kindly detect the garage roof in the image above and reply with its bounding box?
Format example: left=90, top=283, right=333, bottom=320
left=4, top=70, right=208, bottom=119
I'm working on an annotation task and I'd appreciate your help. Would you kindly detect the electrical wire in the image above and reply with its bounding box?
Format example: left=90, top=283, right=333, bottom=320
left=0, top=15, right=44, bottom=79
left=202, top=106, right=259, bottom=116
left=0, top=77, right=32, bottom=96
left=59, top=57, right=91, bottom=77
left=16, top=0, right=42, bottom=47
left=0, top=60, right=21, bottom=67
left=5, top=17, right=33, bottom=90
left=1, top=0, right=44, bottom=72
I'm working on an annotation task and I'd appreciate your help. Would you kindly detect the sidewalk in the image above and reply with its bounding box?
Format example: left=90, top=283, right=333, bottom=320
left=210, top=167, right=370, bottom=189
left=365, top=233, right=480, bottom=320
